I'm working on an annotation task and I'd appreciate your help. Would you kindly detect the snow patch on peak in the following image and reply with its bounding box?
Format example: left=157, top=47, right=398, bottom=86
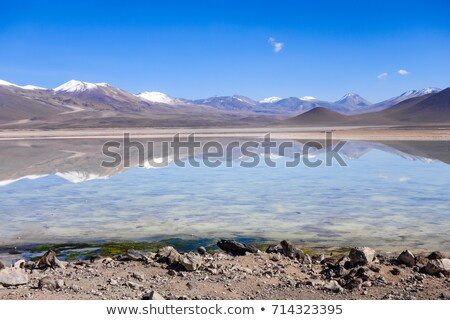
left=259, top=96, right=282, bottom=103
left=300, top=96, right=316, bottom=101
left=0, top=80, right=47, bottom=90
left=54, top=80, right=109, bottom=93
left=21, top=85, right=47, bottom=90
left=0, top=79, right=18, bottom=87
left=137, top=91, right=176, bottom=104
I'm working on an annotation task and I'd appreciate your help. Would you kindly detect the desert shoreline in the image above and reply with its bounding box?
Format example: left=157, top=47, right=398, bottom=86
left=0, top=239, right=449, bottom=300
left=1, top=127, right=450, bottom=141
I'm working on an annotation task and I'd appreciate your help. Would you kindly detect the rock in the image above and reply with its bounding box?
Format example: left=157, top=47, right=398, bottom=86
left=131, top=272, right=144, bottom=281
left=197, top=246, right=207, bottom=255
left=34, top=250, right=66, bottom=269
left=280, top=240, right=305, bottom=261
left=13, top=259, right=26, bottom=269
left=0, top=261, right=4, bottom=270
left=216, top=240, right=259, bottom=256
left=115, top=249, right=154, bottom=262
left=391, top=267, right=401, bottom=275
left=427, top=251, right=444, bottom=260
left=323, top=280, right=344, bottom=293
left=38, top=277, right=57, bottom=290
left=142, top=291, right=165, bottom=300
left=266, top=244, right=283, bottom=254
left=127, top=281, right=142, bottom=290
left=109, top=279, right=119, bottom=286
left=397, top=250, right=415, bottom=267
left=127, top=249, right=154, bottom=261
left=270, top=253, right=281, bottom=262
left=0, top=268, right=29, bottom=286
left=186, top=282, right=196, bottom=290
left=56, top=279, right=65, bottom=289
left=425, top=259, right=450, bottom=276
left=304, top=254, right=313, bottom=265
left=156, top=246, right=181, bottom=264
left=349, top=247, right=376, bottom=265
left=346, top=278, right=363, bottom=290
left=305, top=279, right=324, bottom=287
left=180, top=252, right=203, bottom=271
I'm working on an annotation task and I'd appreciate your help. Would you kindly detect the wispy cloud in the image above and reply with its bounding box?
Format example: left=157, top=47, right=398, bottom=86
left=268, top=37, right=284, bottom=53
left=397, top=69, right=410, bottom=75
left=377, top=72, right=388, bottom=80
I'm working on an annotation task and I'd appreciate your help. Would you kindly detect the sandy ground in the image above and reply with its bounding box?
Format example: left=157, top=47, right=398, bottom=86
left=1, top=127, right=450, bottom=141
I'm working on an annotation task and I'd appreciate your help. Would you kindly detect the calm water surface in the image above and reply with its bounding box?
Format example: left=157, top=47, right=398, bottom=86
left=0, top=138, right=449, bottom=254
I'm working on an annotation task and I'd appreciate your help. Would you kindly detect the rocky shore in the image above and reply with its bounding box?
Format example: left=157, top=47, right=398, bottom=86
left=0, top=240, right=449, bottom=300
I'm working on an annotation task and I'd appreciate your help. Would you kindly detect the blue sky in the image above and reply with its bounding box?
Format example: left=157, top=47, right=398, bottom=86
left=0, top=0, right=449, bottom=102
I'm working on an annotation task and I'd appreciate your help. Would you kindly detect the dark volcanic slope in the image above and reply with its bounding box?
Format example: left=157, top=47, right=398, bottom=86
left=283, top=107, right=353, bottom=126
left=389, top=88, right=450, bottom=122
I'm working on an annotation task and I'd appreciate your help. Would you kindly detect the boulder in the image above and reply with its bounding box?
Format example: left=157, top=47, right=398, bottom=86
left=0, top=261, right=4, bottom=270
left=425, top=259, right=450, bottom=276
left=280, top=240, right=305, bottom=261
left=34, top=250, right=66, bottom=269
left=349, top=247, right=376, bottom=265
left=38, top=277, right=64, bottom=290
left=427, top=251, right=444, bottom=260
left=397, top=250, right=415, bottom=267
left=142, top=291, right=165, bottom=300
left=216, top=240, right=259, bottom=256
left=156, top=246, right=181, bottom=264
left=13, top=259, right=26, bottom=269
left=180, top=252, right=203, bottom=271
left=265, top=244, right=283, bottom=254
left=0, top=268, right=29, bottom=286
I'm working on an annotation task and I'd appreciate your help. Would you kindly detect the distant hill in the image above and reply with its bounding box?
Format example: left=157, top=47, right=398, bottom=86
left=283, top=107, right=352, bottom=126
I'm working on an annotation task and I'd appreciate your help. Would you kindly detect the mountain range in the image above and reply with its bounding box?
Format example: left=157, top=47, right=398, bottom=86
left=285, top=88, right=450, bottom=126
left=0, top=78, right=447, bottom=128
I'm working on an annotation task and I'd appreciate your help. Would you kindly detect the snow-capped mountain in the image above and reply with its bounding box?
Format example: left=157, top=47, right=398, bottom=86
left=335, top=93, right=372, bottom=107
left=0, top=79, right=47, bottom=90
left=367, top=87, right=442, bottom=113
left=54, top=80, right=109, bottom=93
left=387, top=87, right=441, bottom=104
left=259, top=96, right=282, bottom=104
left=137, top=91, right=180, bottom=104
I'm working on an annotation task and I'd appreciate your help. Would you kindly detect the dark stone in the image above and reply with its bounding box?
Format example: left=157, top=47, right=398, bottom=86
left=196, top=246, right=207, bottom=255
left=266, top=244, right=283, bottom=254
left=427, top=251, right=444, bottom=260
left=34, top=250, right=66, bottom=270
left=0, top=261, right=5, bottom=270
left=391, top=267, right=401, bottom=275
left=349, top=247, right=376, bottom=265
left=280, top=240, right=305, bottom=261
left=216, top=240, right=259, bottom=256
left=397, top=250, right=415, bottom=267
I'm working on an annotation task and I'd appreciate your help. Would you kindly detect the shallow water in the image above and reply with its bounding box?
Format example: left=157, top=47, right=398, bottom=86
left=0, top=138, right=449, bottom=254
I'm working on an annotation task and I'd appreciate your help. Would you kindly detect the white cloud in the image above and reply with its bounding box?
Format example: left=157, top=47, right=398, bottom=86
left=268, top=37, right=284, bottom=53
left=399, top=176, right=410, bottom=182
left=377, top=72, right=388, bottom=80
left=397, top=69, right=410, bottom=75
